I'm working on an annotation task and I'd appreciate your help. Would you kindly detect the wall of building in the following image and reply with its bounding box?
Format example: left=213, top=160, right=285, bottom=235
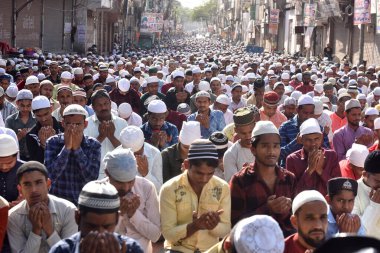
left=0, top=1, right=13, bottom=45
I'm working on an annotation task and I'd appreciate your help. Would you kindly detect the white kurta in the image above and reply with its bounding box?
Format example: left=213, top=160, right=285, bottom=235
left=223, top=141, right=255, bottom=182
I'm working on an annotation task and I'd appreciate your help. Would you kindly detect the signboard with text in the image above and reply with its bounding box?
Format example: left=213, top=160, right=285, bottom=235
left=140, top=13, right=164, bottom=33
left=354, top=0, right=372, bottom=25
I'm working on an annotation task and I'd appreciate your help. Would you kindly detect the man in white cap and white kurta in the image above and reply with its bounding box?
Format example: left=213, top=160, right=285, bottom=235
left=103, top=148, right=161, bottom=253
left=119, top=125, right=163, bottom=192
left=284, top=190, right=329, bottom=253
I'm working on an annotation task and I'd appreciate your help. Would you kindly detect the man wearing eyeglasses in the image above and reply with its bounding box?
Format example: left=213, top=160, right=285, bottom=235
left=44, top=104, right=101, bottom=205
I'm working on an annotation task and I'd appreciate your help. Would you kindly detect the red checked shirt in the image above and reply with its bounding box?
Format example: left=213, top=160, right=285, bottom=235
left=285, top=148, right=341, bottom=196
left=230, top=163, right=297, bottom=236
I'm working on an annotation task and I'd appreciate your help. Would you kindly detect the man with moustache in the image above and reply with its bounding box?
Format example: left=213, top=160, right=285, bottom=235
left=52, top=86, right=73, bottom=123
left=284, top=190, right=329, bottom=253
left=7, top=161, right=77, bottom=253
left=230, top=121, right=296, bottom=235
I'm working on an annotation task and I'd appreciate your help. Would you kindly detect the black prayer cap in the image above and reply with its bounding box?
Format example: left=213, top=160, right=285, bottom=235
left=327, top=177, right=358, bottom=197
left=364, top=151, right=380, bottom=174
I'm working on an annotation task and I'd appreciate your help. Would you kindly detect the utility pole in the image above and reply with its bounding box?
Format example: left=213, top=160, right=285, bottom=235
left=11, top=0, right=35, bottom=47
left=359, top=24, right=365, bottom=64
left=121, top=0, right=128, bottom=55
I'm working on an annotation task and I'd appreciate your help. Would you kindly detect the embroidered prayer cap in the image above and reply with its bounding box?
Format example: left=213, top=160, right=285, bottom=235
left=347, top=143, right=369, bottom=168
left=216, top=94, right=231, bottom=106
left=16, top=89, right=33, bottom=101
left=300, top=118, right=322, bottom=137
left=120, top=125, right=145, bottom=152
left=263, top=91, right=280, bottom=105
left=233, top=215, right=285, bottom=253
left=297, top=94, right=314, bottom=106
left=0, top=134, right=19, bottom=157
left=78, top=180, right=120, bottom=214
left=179, top=121, right=201, bottom=146
left=251, top=121, right=279, bottom=138
left=209, top=132, right=229, bottom=158
left=365, top=107, right=379, bottom=116
left=177, top=103, right=191, bottom=116
left=63, top=104, right=88, bottom=117
left=283, top=97, right=297, bottom=106
left=327, top=177, right=358, bottom=197
left=345, top=99, right=361, bottom=111
left=25, top=76, right=39, bottom=86
left=233, top=107, right=254, bottom=126
left=147, top=99, right=167, bottom=114
left=32, top=95, right=51, bottom=111
left=103, top=148, right=137, bottom=182
left=364, top=150, right=380, bottom=174
left=187, top=139, right=218, bottom=161
left=292, top=190, right=328, bottom=214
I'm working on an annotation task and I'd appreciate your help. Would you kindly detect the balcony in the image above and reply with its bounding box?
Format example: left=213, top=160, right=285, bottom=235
left=87, top=0, right=113, bottom=10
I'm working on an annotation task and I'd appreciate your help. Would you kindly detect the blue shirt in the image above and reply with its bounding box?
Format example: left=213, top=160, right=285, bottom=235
left=44, top=133, right=101, bottom=205
left=279, top=115, right=330, bottom=167
left=327, top=208, right=366, bottom=239
left=141, top=121, right=179, bottom=150
left=187, top=109, right=226, bottom=139
left=49, top=232, right=143, bottom=253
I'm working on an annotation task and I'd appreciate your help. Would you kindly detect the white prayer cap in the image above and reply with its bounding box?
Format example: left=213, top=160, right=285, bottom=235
left=146, top=76, right=159, bottom=84
left=281, top=72, right=290, bottom=79
left=365, top=107, right=379, bottom=116
left=32, top=95, right=51, bottom=111
left=252, top=121, right=279, bottom=138
left=210, top=77, right=221, bottom=83
left=25, top=76, right=39, bottom=86
left=117, top=78, right=130, bottom=92
left=313, top=98, right=324, bottom=115
left=60, top=71, right=72, bottom=79
left=300, top=118, right=321, bottom=136
left=103, top=148, right=137, bottom=183
left=63, top=104, right=88, bottom=117
left=226, top=75, right=234, bottom=82
left=297, top=94, right=314, bottom=106
left=16, top=89, right=33, bottom=101
left=345, top=99, right=361, bottom=111
left=117, top=60, right=124, bottom=65
left=133, top=67, right=141, bottom=72
left=267, top=70, right=275, bottom=75
left=6, top=85, right=18, bottom=98
left=240, top=76, right=249, bottom=82
left=292, top=190, right=328, bottom=214
left=373, top=87, right=380, bottom=96
left=216, top=94, right=230, bottom=105
left=375, top=117, right=380, bottom=130
left=284, top=97, right=296, bottom=106
left=296, top=73, right=303, bottom=81
left=349, top=70, right=357, bottom=76
left=73, top=68, right=84, bottom=75
left=233, top=215, right=285, bottom=253
left=247, top=73, right=256, bottom=79
left=198, top=81, right=210, bottom=91
left=0, top=134, right=19, bottom=157
left=290, top=90, right=302, bottom=101
left=172, top=70, right=184, bottom=79
left=314, top=83, right=324, bottom=93
left=311, top=74, right=318, bottom=82
left=192, top=67, right=201, bottom=74
left=106, top=76, right=115, bottom=84
left=347, top=143, right=369, bottom=168
left=179, top=121, right=202, bottom=146
left=320, top=96, right=330, bottom=104
left=119, top=126, right=145, bottom=152
left=147, top=99, right=167, bottom=113
left=37, top=73, right=46, bottom=81
left=0, top=59, right=6, bottom=66
left=357, top=93, right=366, bottom=100
left=78, top=180, right=120, bottom=212
left=118, top=103, right=133, bottom=119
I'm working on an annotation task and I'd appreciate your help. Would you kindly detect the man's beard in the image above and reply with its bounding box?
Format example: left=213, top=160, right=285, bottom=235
left=298, top=226, right=326, bottom=248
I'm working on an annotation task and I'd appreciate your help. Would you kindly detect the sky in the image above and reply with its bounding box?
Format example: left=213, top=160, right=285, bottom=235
left=178, top=0, right=204, bottom=9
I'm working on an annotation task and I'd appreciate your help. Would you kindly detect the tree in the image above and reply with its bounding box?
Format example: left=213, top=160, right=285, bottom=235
left=190, top=0, right=217, bottom=26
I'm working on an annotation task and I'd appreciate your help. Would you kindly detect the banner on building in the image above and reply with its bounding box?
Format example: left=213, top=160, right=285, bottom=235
left=317, top=0, right=341, bottom=18
left=269, top=9, right=280, bottom=24
left=140, top=13, right=164, bottom=33
left=377, top=0, right=380, bottom=34
left=269, top=9, right=280, bottom=35
left=354, top=0, right=372, bottom=25
left=304, top=4, right=317, bottom=26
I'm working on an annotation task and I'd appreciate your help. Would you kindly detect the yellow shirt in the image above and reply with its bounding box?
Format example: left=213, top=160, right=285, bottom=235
left=159, top=171, right=231, bottom=253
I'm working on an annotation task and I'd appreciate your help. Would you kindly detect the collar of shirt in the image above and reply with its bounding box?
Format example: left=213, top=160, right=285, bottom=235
left=14, top=111, right=33, bottom=120
left=144, top=121, right=169, bottom=133
left=92, top=113, right=117, bottom=124
left=327, top=208, right=337, bottom=224
left=245, top=163, right=287, bottom=182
